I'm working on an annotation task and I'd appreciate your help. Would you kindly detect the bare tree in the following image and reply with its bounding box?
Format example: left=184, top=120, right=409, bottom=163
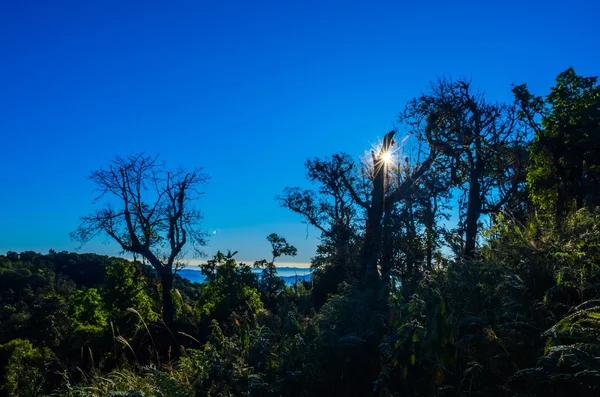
left=71, top=153, right=209, bottom=327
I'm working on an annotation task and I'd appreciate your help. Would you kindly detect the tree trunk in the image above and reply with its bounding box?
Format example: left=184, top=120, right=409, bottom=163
left=161, top=270, right=174, bottom=328
left=364, top=192, right=385, bottom=276
left=424, top=194, right=437, bottom=271
left=464, top=166, right=482, bottom=258
left=425, top=228, right=433, bottom=271
left=363, top=131, right=396, bottom=277
left=380, top=210, right=394, bottom=280
left=363, top=219, right=382, bottom=276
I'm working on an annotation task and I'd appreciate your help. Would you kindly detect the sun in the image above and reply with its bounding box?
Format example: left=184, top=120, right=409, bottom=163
left=380, top=150, right=393, bottom=165
left=365, top=133, right=410, bottom=174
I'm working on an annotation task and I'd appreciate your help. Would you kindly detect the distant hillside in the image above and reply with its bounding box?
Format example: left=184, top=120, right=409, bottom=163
left=178, top=267, right=311, bottom=285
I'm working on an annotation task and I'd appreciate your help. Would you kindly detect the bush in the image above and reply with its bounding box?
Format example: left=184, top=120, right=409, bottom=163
left=0, top=339, right=53, bottom=397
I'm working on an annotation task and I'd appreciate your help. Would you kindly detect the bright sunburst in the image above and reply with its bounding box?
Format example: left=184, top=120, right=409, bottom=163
left=364, top=133, right=410, bottom=176
left=371, top=139, right=399, bottom=172
left=380, top=150, right=393, bottom=165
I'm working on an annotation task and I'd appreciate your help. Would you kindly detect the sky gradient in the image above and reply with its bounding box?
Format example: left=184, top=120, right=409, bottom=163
left=1, top=0, right=598, bottom=265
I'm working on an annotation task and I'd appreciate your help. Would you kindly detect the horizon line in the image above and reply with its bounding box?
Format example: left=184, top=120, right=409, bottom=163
left=181, top=259, right=311, bottom=269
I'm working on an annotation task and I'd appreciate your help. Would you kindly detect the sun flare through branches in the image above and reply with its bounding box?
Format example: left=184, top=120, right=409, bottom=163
left=364, top=131, right=409, bottom=176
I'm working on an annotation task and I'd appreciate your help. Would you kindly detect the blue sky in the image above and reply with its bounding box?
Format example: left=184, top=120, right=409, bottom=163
left=0, top=0, right=598, bottom=265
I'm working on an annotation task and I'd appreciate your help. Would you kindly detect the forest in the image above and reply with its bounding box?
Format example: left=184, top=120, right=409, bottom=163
left=1, top=68, right=600, bottom=396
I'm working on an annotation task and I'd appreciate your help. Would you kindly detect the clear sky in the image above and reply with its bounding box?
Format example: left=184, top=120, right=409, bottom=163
left=1, top=0, right=598, bottom=265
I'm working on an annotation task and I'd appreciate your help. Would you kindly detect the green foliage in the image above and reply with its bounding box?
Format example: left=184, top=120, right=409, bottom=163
left=199, top=252, right=264, bottom=326
left=72, top=288, right=108, bottom=328
left=0, top=338, right=53, bottom=397
left=176, top=322, right=255, bottom=396
left=514, top=68, right=600, bottom=222
left=104, top=259, right=159, bottom=328
left=508, top=300, right=600, bottom=395
left=300, top=284, right=387, bottom=395
left=378, top=274, right=455, bottom=395
left=53, top=365, right=193, bottom=397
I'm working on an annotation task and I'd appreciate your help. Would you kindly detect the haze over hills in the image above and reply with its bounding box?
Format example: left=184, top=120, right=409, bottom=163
left=178, top=266, right=312, bottom=285
left=182, top=259, right=311, bottom=268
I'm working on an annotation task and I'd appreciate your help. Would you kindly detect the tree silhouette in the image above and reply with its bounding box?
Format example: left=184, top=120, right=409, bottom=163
left=254, top=233, right=298, bottom=310
left=402, top=79, right=529, bottom=257
left=281, top=130, right=440, bottom=280
left=71, top=153, right=208, bottom=327
left=340, top=129, right=439, bottom=275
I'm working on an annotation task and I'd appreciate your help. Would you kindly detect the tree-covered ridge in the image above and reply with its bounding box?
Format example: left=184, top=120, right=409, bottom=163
left=2, top=68, right=600, bottom=396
